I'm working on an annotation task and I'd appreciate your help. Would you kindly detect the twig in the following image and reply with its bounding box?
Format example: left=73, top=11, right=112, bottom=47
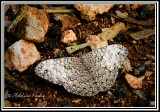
left=112, top=14, right=155, bottom=26
left=41, top=9, right=76, bottom=13
left=98, top=22, right=125, bottom=40
left=66, top=22, right=125, bottom=54
left=66, top=43, right=89, bottom=54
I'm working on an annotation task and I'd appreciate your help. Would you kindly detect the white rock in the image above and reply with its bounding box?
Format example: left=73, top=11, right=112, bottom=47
left=61, top=30, right=77, bottom=44
left=5, top=40, right=40, bottom=72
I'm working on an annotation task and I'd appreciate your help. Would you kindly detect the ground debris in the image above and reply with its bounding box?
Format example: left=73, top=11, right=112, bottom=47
left=4, top=100, right=13, bottom=107
left=8, top=5, right=49, bottom=43
left=144, top=71, right=153, bottom=77
left=74, top=4, right=114, bottom=21
left=54, top=14, right=80, bottom=31
left=146, top=54, right=155, bottom=61
left=61, top=30, right=77, bottom=44
left=122, top=57, right=133, bottom=72
left=72, top=98, right=81, bottom=103
left=129, top=29, right=155, bottom=40
left=66, top=22, right=125, bottom=54
left=5, top=68, right=34, bottom=91
left=112, top=14, right=155, bottom=26
left=125, top=73, right=145, bottom=89
left=37, top=101, right=47, bottom=107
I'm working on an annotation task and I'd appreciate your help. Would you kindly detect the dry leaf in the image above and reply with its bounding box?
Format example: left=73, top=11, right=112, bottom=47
left=122, top=57, right=133, bottom=72
left=37, top=101, right=47, bottom=107
left=125, top=73, right=145, bottom=89
left=132, top=90, right=146, bottom=100
left=129, top=29, right=155, bottom=40
left=116, top=10, right=128, bottom=18
left=144, top=70, right=153, bottom=77
left=4, top=100, right=13, bottom=107
left=72, top=98, right=81, bottom=103
left=120, top=67, right=126, bottom=74
left=112, top=14, right=155, bottom=26
left=54, top=14, right=80, bottom=31
left=144, top=60, right=152, bottom=65
left=12, top=102, right=20, bottom=107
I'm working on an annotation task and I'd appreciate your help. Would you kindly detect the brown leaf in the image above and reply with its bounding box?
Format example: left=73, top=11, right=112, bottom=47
left=144, top=70, right=153, bottom=77
left=125, top=73, right=145, bottom=89
left=72, top=98, right=81, bottom=103
left=4, top=100, right=13, bottom=107
left=129, top=29, right=155, bottom=40
left=122, top=57, right=133, bottom=72
left=112, top=14, right=155, bottom=26
left=37, top=101, right=47, bottom=107
left=54, top=14, right=80, bottom=31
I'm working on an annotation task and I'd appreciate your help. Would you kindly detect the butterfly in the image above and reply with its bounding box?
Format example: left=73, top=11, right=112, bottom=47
left=35, top=44, right=128, bottom=96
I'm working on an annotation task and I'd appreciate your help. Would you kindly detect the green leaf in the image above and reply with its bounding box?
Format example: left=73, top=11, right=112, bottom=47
left=72, top=43, right=77, bottom=46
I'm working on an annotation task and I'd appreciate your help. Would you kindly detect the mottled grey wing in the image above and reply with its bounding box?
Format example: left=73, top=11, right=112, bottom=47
left=35, top=44, right=128, bottom=96
left=35, top=57, right=98, bottom=96
left=82, top=44, right=128, bottom=92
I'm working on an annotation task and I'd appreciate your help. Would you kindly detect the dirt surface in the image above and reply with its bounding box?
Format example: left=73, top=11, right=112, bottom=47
left=4, top=4, right=156, bottom=107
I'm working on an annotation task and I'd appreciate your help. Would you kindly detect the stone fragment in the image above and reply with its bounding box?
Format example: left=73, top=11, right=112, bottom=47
left=61, top=30, right=77, bottom=44
left=5, top=40, right=40, bottom=72
left=74, top=4, right=114, bottom=21
left=86, top=35, right=108, bottom=50
left=8, top=6, right=49, bottom=43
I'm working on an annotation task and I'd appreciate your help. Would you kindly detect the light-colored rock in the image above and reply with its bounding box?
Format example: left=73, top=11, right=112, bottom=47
left=61, top=30, right=77, bottom=44
left=8, top=6, right=49, bottom=43
left=5, top=40, right=40, bottom=72
left=74, top=4, right=114, bottom=21
left=125, top=73, right=145, bottom=89
left=86, top=35, right=108, bottom=50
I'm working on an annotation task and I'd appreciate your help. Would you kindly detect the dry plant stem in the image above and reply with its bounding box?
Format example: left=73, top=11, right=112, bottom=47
left=66, top=22, right=125, bottom=54
left=112, top=14, right=155, bottom=26
left=7, top=6, right=26, bottom=33
left=42, top=9, right=75, bottom=13
left=98, top=22, right=125, bottom=40
left=66, top=43, right=89, bottom=54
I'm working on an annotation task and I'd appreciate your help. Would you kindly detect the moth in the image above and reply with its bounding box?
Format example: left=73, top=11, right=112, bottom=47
left=35, top=44, right=128, bottom=96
